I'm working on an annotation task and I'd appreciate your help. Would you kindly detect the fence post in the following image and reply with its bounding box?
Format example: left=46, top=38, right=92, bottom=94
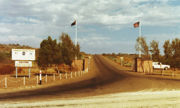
left=46, top=74, right=47, bottom=83
left=5, top=77, right=7, bottom=88
left=71, top=72, right=72, bottom=78
left=75, top=72, right=77, bottom=77
left=53, top=73, right=55, bottom=81
left=66, top=73, right=67, bottom=79
left=39, top=70, right=42, bottom=85
left=16, top=67, right=18, bottom=78
left=24, top=76, right=26, bottom=86
left=60, top=73, right=62, bottom=80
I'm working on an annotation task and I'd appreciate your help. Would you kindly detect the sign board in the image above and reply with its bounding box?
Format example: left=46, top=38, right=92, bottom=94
left=12, top=49, right=35, bottom=61
left=15, top=61, right=32, bottom=67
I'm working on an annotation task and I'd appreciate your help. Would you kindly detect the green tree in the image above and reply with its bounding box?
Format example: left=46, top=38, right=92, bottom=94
left=38, top=36, right=63, bottom=68
left=135, top=37, right=149, bottom=58
left=38, top=33, right=81, bottom=69
left=74, top=43, right=81, bottom=59
left=171, top=38, right=180, bottom=68
left=0, top=52, right=7, bottom=63
left=150, top=40, right=160, bottom=61
left=163, top=40, right=172, bottom=65
left=60, top=33, right=76, bottom=66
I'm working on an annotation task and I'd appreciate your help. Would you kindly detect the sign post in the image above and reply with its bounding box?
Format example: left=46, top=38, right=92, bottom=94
left=16, top=67, right=18, bottom=78
left=12, top=49, right=35, bottom=78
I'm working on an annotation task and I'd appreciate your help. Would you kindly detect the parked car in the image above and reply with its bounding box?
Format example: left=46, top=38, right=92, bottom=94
left=152, top=62, right=170, bottom=70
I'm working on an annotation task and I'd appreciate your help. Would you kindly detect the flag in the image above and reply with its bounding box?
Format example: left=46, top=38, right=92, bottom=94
left=71, top=20, right=76, bottom=26
left=133, top=21, right=140, bottom=28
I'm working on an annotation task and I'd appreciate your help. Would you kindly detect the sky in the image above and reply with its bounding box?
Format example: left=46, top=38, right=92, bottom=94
left=0, top=0, right=180, bottom=54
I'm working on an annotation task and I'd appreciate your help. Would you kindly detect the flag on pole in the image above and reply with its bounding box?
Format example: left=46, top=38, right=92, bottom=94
left=71, top=20, right=76, bottom=26
left=133, top=21, right=140, bottom=28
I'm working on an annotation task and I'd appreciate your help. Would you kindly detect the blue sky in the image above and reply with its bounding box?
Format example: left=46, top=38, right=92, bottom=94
left=0, top=0, right=180, bottom=54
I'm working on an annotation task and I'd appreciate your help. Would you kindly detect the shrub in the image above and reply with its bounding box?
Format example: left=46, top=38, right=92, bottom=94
left=0, top=64, right=15, bottom=75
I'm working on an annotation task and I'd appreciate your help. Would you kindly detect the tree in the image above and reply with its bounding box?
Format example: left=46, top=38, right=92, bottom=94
left=74, top=43, right=81, bottom=59
left=38, top=36, right=63, bottom=69
left=162, top=38, right=180, bottom=69
left=38, top=33, right=81, bottom=69
left=135, top=37, right=149, bottom=58
left=163, top=40, right=172, bottom=65
left=171, top=38, right=180, bottom=68
left=150, top=40, right=160, bottom=61
left=60, top=33, right=76, bottom=66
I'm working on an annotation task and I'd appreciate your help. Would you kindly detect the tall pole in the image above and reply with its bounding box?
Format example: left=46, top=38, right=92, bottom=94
left=139, top=22, right=142, bottom=58
left=75, top=20, right=78, bottom=60
left=75, top=20, right=77, bottom=46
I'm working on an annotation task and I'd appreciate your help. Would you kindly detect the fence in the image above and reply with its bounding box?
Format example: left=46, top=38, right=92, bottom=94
left=0, top=70, right=88, bottom=88
left=140, top=69, right=180, bottom=79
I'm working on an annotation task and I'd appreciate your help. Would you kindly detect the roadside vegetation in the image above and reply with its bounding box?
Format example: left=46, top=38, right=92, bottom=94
left=104, top=37, right=180, bottom=71
left=0, top=44, right=33, bottom=75
left=37, top=33, right=82, bottom=72
left=136, top=37, right=180, bottom=70
left=0, top=33, right=84, bottom=75
left=102, top=53, right=136, bottom=68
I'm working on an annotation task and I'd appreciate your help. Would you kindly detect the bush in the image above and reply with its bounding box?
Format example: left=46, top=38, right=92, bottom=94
left=0, top=64, right=15, bottom=75
left=0, top=52, right=7, bottom=62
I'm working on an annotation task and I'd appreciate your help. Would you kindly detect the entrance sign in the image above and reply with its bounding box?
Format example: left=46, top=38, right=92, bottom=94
left=15, top=61, right=32, bottom=67
left=12, top=49, right=35, bottom=78
left=12, top=49, right=35, bottom=61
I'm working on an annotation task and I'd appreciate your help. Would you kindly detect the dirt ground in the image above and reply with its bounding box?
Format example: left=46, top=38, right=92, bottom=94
left=2, top=90, right=180, bottom=108
left=0, top=57, right=94, bottom=94
left=1, top=55, right=180, bottom=108
left=0, top=71, right=89, bottom=88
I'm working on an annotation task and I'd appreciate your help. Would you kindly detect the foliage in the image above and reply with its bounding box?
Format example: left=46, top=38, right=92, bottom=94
left=0, top=64, right=14, bottom=75
left=150, top=40, right=160, bottom=61
left=0, top=43, right=33, bottom=64
left=135, top=37, right=149, bottom=58
left=38, top=33, right=81, bottom=68
left=171, top=38, right=180, bottom=68
left=0, top=52, right=7, bottom=62
left=0, top=52, right=12, bottom=64
left=38, top=36, right=63, bottom=68
left=75, top=43, right=82, bottom=59
left=163, top=40, right=172, bottom=65
left=60, top=33, right=76, bottom=66
left=161, top=38, right=180, bottom=68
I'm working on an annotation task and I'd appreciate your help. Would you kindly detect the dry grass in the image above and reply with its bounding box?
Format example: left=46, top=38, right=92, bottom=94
left=0, top=64, right=15, bottom=75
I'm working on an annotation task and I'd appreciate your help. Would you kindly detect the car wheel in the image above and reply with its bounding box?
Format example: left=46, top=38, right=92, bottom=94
left=164, top=67, right=168, bottom=70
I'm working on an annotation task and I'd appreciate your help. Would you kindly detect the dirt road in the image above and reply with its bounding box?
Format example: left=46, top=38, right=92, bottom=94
left=1, top=55, right=180, bottom=107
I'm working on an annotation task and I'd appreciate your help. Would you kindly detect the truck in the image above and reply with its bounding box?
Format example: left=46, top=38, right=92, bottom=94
left=152, top=62, right=170, bottom=70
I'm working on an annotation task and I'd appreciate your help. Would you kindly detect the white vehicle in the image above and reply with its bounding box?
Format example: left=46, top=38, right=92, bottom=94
left=152, top=62, right=170, bottom=70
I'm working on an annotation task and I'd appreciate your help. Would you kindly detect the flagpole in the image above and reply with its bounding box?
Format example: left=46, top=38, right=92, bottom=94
left=75, top=20, right=77, bottom=60
left=75, top=20, right=77, bottom=46
left=139, top=22, right=142, bottom=58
